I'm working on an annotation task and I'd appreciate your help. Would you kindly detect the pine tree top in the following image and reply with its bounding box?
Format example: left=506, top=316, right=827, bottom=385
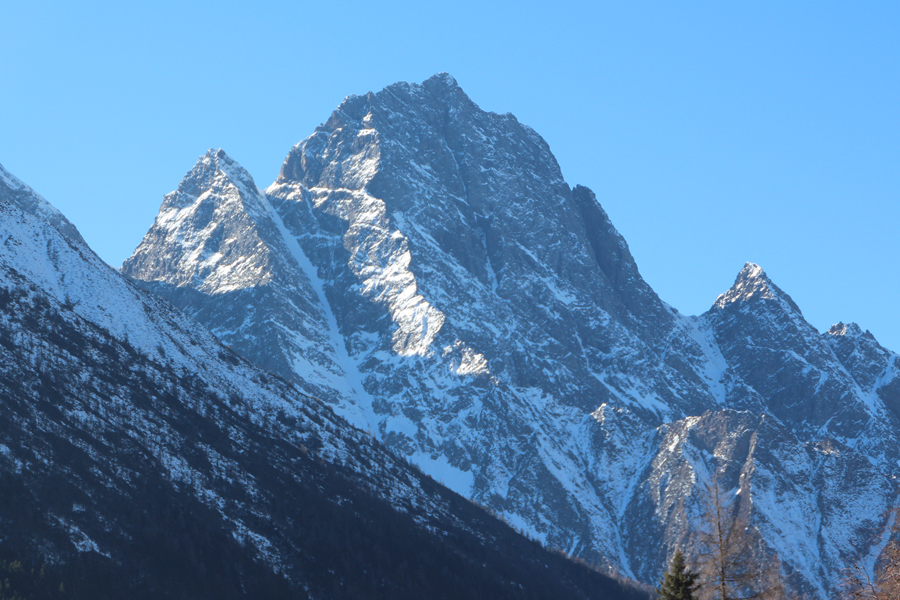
left=659, top=549, right=700, bottom=600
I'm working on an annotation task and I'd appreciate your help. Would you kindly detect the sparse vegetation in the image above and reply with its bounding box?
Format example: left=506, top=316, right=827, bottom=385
left=0, top=557, right=64, bottom=600
left=691, top=474, right=783, bottom=600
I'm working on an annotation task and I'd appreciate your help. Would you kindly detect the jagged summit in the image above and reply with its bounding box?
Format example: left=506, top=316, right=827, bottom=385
left=281, top=73, right=512, bottom=187
left=123, top=149, right=362, bottom=419
left=825, top=320, right=899, bottom=419
left=826, top=322, right=874, bottom=340
left=170, top=148, right=264, bottom=213
left=375, top=72, right=465, bottom=106
left=123, top=77, right=900, bottom=599
left=425, top=71, right=459, bottom=86
left=713, top=262, right=773, bottom=305
left=325, top=73, right=466, bottom=132
left=419, top=71, right=469, bottom=103
left=123, top=149, right=279, bottom=292
left=2, top=168, right=649, bottom=600
left=712, top=262, right=802, bottom=314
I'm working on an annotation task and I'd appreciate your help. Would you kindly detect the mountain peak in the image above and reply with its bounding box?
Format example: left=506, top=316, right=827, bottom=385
left=173, top=148, right=258, bottom=205
left=123, top=149, right=276, bottom=291
left=713, top=263, right=773, bottom=306
left=204, top=147, right=246, bottom=178
left=712, top=262, right=802, bottom=314
left=117, top=77, right=900, bottom=598
left=422, top=71, right=460, bottom=89
left=827, top=322, right=862, bottom=337
left=826, top=322, right=878, bottom=343
left=419, top=71, right=474, bottom=111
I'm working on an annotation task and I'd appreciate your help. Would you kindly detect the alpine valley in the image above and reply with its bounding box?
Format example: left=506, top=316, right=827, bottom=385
left=2, top=73, right=897, bottom=599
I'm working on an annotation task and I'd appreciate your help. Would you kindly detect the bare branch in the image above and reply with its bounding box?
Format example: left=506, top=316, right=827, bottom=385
left=691, top=469, right=784, bottom=600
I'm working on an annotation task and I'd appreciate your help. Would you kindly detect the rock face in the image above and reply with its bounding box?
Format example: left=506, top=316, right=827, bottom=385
left=0, top=163, right=644, bottom=599
left=708, top=263, right=862, bottom=435
left=123, top=74, right=900, bottom=597
left=123, top=149, right=366, bottom=424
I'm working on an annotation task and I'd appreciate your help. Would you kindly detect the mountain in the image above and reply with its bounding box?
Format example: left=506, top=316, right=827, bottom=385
left=123, top=74, right=900, bottom=597
left=0, top=163, right=645, bottom=599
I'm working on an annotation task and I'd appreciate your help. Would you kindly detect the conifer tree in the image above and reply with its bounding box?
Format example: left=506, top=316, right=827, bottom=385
left=659, top=549, right=699, bottom=600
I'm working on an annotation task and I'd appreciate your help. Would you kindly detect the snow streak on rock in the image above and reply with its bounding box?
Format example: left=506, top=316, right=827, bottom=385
left=304, top=185, right=447, bottom=357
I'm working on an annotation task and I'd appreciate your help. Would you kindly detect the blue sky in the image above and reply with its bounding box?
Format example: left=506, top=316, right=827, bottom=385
left=2, top=1, right=898, bottom=349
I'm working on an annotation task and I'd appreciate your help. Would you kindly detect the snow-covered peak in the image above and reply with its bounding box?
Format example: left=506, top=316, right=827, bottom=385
left=168, top=149, right=265, bottom=215
left=123, top=150, right=277, bottom=292
left=122, top=75, right=900, bottom=598
left=712, top=262, right=802, bottom=314
left=125, top=148, right=374, bottom=426
left=713, top=262, right=773, bottom=305
left=826, top=322, right=870, bottom=339
left=824, top=320, right=900, bottom=415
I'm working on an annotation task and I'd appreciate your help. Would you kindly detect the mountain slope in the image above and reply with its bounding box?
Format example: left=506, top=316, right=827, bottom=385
left=126, top=77, right=728, bottom=566
left=0, top=164, right=645, bottom=599
left=0, top=162, right=85, bottom=245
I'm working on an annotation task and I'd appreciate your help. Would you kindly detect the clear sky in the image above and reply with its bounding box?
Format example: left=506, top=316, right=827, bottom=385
left=2, top=1, right=898, bottom=350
